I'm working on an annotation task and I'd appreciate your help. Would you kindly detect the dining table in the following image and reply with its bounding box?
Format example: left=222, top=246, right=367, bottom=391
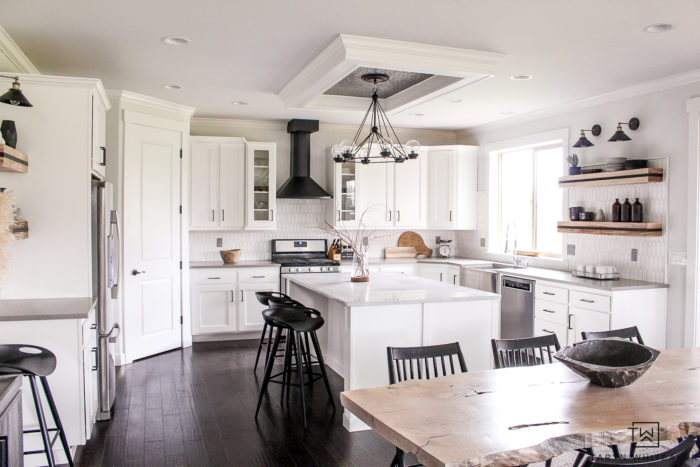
left=340, top=347, right=700, bottom=467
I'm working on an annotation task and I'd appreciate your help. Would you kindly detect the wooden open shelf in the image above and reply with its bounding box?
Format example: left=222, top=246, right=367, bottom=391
left=0, top=145, right=28, bottom=173
left=557, top=221, right=662, bottom=237
left=10, top=220, right=28, bottom=239
left=558, top=168, right=662, bottom=188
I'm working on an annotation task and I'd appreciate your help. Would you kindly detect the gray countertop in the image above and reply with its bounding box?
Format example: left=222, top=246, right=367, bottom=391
left=496, top=267, right=669, bottom=291
left=190, top=260, right=280, bottom=269
left=0, top=297, right=96, bottom=321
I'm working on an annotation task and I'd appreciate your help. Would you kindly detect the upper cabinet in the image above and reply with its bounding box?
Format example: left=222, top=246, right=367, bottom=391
left=246, top=142, right=277, bottom=230
left=427, top=145, right=478, bottom=230
left=190, top=137, right=246, bottom=230
left=327, top=159, right=360, bottom=229
left=91, top=92, right=107, bottom=179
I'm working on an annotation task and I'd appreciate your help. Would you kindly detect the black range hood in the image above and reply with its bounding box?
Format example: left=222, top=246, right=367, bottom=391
left=277, top=119, right=332, bottom=199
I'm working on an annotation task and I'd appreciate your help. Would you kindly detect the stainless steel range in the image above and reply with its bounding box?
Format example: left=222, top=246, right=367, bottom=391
left=271, top=239, right=340, bottom=274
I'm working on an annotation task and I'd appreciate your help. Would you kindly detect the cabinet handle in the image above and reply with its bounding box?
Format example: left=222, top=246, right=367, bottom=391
left=211, top=210, right=215, bottom=221
left=221, top=209, right=225, bottom=221
left=542, top=309, right=556, bottom=313
left=453, top=275, right=457, bottom=284
left=542, top=291, right=555, bottom=296
left=90, top=322, right=97, bottom=330
left=91, top=347, right=98, bottom=371
left=388, top=210, right=391, bottom=222
left=240, top=290, right=244, bottom=302
left=568, top=313, right=574, bottom=330
left=251, top=275, right=265, bottom=279
left=271, top=209, right=274, bottom=221
left=337, top=210, right=341, bottom=222
left=449, top=210, right=453, bottom=222
left=542, top=329, right=555, bottom=334
left=397, top=210, right=400, bottom=222
left=230, top=290, right=234, bottom=302
left=207, top=276, right=221, bottom=280
left=580, top=298, right=595, bottom=303
left=100, top=146, right=107, bottom=166
left=440, top=272, right=443, bottom=281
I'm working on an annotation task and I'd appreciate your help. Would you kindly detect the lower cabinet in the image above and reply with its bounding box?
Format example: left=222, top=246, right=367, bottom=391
left=0, top=377, right=22, bottom=467
left=568, top=306, right=610, bottom=344
left=190, top=267, right=280, bottom=336
left=416, top=263, right=461, bottom=284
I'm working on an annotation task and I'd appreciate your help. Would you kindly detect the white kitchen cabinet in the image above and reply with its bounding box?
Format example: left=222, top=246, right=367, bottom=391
left=355, top=162, right=394, bottom=228
left=568, top=306, right=610, bottom=344
left=393, top=153, right=427, bottom=228
left=191, top=284, right=237, bottom=334
left=327, top=160, right=360, bottom=229
left=91, top=93, right=107, bottom=179
left=190, top=137, right=246, bottom=230
left=417, top=263, right=460, bottom=284
left=246, top=142, right=277, bottom=229
left=534, top=317, right=568, bottom=348
left=239, top=285, right=276, bottom=331
left=427, top=145, right=477, bottom=229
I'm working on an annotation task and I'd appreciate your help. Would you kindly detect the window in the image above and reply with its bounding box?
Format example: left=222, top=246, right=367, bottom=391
left=490, top=141, right=564, bottom=256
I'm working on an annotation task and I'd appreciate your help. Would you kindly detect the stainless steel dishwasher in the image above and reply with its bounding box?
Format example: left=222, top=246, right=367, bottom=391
left=500, top=276, right=535, bottom=339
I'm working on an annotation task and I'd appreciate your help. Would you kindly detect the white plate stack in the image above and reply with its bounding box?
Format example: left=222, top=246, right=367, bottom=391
left=605, top=157, right=627, bottom=172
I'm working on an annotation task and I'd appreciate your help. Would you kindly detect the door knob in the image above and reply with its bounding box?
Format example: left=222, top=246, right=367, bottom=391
left=131, top=269, right=145, bottom=276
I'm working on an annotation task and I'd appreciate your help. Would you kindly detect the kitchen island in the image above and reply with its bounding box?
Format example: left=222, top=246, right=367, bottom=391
left=283, top=272, right=500, bottom=431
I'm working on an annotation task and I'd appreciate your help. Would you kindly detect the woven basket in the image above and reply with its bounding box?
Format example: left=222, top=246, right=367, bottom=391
left=220, top=249, right=241, bottom=264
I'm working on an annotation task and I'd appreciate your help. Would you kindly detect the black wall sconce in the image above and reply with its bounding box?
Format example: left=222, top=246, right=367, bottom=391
left=0, top=75, right=32, bottom=107
left=609, top=117, right=640, bottom=142
left=572, top=124, right=602, bottom=147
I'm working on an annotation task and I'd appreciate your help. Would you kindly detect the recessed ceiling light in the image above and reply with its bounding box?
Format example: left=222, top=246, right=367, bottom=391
left=231, top=101, right=248, bottom=106
left=643, top=23, right=675, bottom=33
left=410, top=113, right=425, bottom=117
left=500, top=111, right=514, bottom=115
left=163, top=84, right=183, bottom=90
left=448, top=99, right=463, bottom=103
left=162, top=36, right=191, bottom=46
left=510, top=74, right=532, bottom=81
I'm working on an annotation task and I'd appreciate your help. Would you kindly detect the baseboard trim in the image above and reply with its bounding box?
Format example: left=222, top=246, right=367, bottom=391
left=192, top=331, right=261, bottom=342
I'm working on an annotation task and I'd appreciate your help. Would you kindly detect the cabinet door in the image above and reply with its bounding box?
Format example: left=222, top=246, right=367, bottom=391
left=91, top=95, right=107, bottom=178
left=332, top=162, right=360, bottom=228
left=246, top=142, right=277, bottom=229
left=417, top=264, right=446, bottom=282
left=394, top=154, right=426, bottom=228
left=191, top=284, right=237, bottom=334
left=446, top=265, right=460, bottom=285
left=82, top=338, right=97, bottom=439
left=570, top=306, right=610, bottom=344
left=219, top=142, right=245, bottom=229
left=534, top=317, right=568, bottom=347
left=191, top=142, right=219, bottom=228
left=355, top=162, right=394, bottom=228
left=238, top=284, right=277, bottom=331
left=428, top=149, right=455, bottom=228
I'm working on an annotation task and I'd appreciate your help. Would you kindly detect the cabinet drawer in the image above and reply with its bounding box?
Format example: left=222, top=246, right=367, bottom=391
left=570, top=290, right=610, bottom=312
left=81, top=307, right=97, bottom=347
left=191, top=269, right=238, bottom=285
left=534, top=300, right=568, bottom=326
left=238, top=268, right=279, bottom=283
left=534, top=318, right=568, bottom=348
left=535, top=284, right=568, bottom=304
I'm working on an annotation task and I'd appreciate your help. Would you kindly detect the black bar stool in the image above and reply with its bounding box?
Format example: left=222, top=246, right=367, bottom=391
left=0, top=344, right=73, bottom=467
left=253, top=292, right=302, bottom=372
left=254, top=306, right=335, bottom=428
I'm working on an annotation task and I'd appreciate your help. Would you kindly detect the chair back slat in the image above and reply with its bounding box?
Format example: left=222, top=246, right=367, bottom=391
left=491, top=335, right=561, bottom=369
left=581, top=326, right=644, bottom=345
left=386, top=343, right=467, bottom=385
left=583, top=435, right=696, bottom=467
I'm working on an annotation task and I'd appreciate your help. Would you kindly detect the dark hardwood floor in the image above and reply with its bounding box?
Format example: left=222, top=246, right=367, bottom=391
left=75, top=340, right=400, bottom=466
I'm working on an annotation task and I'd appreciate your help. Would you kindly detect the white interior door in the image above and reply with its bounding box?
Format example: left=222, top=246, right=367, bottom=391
left=356, top=162, right=394, bottom=228
left=124, top=122, right=182, bottom=361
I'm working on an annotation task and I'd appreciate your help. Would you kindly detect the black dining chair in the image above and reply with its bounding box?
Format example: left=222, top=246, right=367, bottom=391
left=491, top=334, right=560, bottom=369
left=580, top=325, right=645, bottom=461
left=582, top=326, right=645, bottom=345
left=386, top=342, right=467, bottom=467
left=582, top=435, right=697, bottom=467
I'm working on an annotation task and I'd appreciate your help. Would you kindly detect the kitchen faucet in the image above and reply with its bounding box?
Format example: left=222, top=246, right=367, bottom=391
left=504, top=223, right=528, bottom=267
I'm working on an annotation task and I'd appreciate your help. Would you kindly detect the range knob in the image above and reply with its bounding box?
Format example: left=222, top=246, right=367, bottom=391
left=320, top=266, right=328, bottom=272
left=307, top=267, right=313, bottom=272
left=291, top=267, right=299, bottom=273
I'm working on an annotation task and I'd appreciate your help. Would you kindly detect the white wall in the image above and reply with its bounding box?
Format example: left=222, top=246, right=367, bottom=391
left=456, top=80, right=700, bottom=348
left=189, top=118, right=458, bottom=261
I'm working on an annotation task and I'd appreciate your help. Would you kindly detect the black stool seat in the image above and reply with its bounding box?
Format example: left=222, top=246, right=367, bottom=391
left=253, top=293, right=304, bottom=373
left=0, top=344, right=57, bottom=377
left=0, top=344, right=73, bottom=467
left=255, top=291, right=297, bottom=307
left=255, top=306, right=334, bottom=428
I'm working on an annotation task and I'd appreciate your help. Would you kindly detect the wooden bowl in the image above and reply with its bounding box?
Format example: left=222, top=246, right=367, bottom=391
left=554, top=339, right=660, bottom=388
left=220, top=249, right=241, bottom=264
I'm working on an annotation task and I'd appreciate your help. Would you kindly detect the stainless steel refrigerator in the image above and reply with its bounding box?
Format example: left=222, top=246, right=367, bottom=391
left=91, top=179, right=121, bottom=421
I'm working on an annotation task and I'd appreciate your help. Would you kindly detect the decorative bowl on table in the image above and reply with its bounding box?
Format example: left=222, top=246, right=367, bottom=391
left=554, top=339, right=660, bottom=388
left=220, top=249, right=242, bottom=263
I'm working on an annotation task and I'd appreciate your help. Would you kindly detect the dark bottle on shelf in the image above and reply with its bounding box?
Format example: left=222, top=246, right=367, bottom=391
left=632, top=198, right=643, bottom=223
left=612, top=199, right=621, bottom=222
left=621, top=198, right=632, bottom=222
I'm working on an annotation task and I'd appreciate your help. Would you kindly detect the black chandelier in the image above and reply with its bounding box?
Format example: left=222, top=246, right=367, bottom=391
left=332, top=73, right=420, bottom=164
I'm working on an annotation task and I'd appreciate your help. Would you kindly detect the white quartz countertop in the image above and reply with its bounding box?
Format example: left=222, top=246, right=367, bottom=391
left=285, top=272, right=499, bottom=307
left=496, top=267, right=669, bottom=291
left=0, top=297, right=96, bottom=321
left=190, top=260, right=280, bottom=269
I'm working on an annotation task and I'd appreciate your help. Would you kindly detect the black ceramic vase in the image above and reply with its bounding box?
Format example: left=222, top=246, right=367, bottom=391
left=1, top=120, right=17, bottom=148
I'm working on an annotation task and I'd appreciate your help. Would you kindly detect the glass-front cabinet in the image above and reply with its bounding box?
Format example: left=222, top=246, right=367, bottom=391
left=327, top=156, right=360, bottom=228
left=246, top=142, right=276, bottom=229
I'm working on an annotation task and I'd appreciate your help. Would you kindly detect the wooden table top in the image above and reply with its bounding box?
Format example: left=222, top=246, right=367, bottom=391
left=340, top=348, right=700, bottom=467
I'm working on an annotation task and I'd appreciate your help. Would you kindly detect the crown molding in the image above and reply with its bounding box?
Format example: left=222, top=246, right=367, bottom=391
left=0, top=26, right=39, bottom=74
left=6, top=72, right=110, bottom=109
left=108, top=90, right=196, bottom=121
left=465, top=67, right=700, bottom=135
left=279, top=33, right=503, bottom=111
left=190, top=116, right=456, bottom=139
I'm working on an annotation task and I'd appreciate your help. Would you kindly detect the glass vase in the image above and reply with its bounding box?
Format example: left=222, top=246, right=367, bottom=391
left=351, top=242, right=369, bottom=282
